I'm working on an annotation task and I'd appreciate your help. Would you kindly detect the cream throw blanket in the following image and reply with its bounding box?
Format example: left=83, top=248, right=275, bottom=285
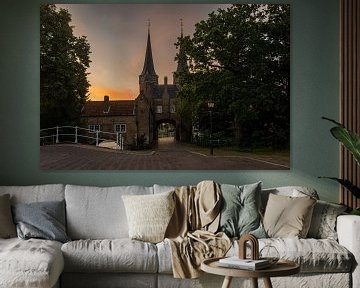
left=165, top=181, right=231, bottom=278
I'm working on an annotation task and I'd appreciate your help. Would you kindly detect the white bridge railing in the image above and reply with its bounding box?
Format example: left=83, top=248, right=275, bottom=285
left=40, top=126, right=125, bottom=150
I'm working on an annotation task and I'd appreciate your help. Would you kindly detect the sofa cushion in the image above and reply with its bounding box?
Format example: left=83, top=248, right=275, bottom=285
left=61, top=239, right=158, bottom=273
left=261, top=186, right=319, bottom=213
left=218, top=182, right=266, bottom=238
left=263, top=193, right=316, bottom=238
left=65, top=185, right=153, bottom=239
left=0, top=184, right=65, bottom=204
left=307, top=200, right=347, bottom=240
left=153, top=184, right=176, bottom=194
left=122, top=191, right=175, bottom=243
left=12, top=200, right=70, bottom=243
left=157, top=237, right=353, bottom=275
left=259, top=238, right=353, bottom=273
left=0, top=194, right=16, bottom=238
left=0, top=238, right=64, bottom=288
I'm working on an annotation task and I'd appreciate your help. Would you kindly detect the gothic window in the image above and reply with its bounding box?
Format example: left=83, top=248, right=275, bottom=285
left=170, top=105, right=176, bottom=113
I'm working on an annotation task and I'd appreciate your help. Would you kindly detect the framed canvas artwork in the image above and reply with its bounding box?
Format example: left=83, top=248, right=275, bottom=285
left=40, top=4, right=290, bottom=170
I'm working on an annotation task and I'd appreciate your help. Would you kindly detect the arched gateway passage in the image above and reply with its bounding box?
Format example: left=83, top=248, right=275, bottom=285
left=155, top=119, right=179, bottom=148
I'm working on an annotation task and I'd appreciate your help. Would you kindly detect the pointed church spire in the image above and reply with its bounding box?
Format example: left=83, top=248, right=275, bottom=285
left=173, top=19, right=189, bottom=85
left=180, top=18, right=183, bottom=37
left=140, top=20, right=158, bottom=80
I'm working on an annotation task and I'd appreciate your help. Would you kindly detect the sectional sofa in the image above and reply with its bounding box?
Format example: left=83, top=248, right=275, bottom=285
left=0, top=183, right=359, bottom=288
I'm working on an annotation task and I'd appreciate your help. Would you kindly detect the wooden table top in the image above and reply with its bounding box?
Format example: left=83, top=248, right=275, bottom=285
left=201, top=257, right=300, bottom=278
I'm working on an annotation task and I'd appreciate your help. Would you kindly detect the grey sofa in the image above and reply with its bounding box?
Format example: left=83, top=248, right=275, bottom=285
left=0, top=183, right=359, bottom=288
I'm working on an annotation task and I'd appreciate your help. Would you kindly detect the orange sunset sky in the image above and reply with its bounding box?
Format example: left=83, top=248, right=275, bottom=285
left=57, top=4, right=230, bottom=101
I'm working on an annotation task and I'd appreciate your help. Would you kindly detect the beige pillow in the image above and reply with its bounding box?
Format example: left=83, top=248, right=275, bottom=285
left=122, top=191, right=175, bottom=243
left=263, top=193, right=316, bottom=238
left=0, top=194, right=17, bottom=238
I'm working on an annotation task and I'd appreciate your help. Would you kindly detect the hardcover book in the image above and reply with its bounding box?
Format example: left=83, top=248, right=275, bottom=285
left=218, top=257, right=271, bottom=270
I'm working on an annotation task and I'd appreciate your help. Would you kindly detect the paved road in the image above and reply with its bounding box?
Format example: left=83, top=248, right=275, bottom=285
left=40, top=138, right=289, bottom=170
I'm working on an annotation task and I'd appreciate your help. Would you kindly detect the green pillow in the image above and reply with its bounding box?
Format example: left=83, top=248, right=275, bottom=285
left=218, top=182, right=266, bottom=238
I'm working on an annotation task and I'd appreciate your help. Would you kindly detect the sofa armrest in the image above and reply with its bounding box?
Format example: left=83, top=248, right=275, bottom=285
left=337, top=215, right=360, bottom=288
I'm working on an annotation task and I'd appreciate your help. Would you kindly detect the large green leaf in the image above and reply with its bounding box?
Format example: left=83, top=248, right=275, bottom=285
left=323, top=117, right=360, bottom=165
left=318, top=177, right=360, bottom=199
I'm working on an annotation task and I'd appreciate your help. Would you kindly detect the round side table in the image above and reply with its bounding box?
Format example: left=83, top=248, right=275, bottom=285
left=201, top=257, right=300, bottom=288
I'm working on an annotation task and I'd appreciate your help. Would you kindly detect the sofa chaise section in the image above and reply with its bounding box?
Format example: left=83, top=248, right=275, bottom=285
left=0, top=238, right=63, bottom=288
left=0, top=184, right=65, bottom=288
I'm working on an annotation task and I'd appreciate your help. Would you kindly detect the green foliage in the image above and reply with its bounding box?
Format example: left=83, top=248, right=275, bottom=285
left=351, top=208, right=360, bottom=215
left=322, top=117, right=360, bottom=165
left=176, top=4, right=290, bottom=149
left=320, top=117, right=360, bottom=199
left=40, top=4, right=91, bottom=129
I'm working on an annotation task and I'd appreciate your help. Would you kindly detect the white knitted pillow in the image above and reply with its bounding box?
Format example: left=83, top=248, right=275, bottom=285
left=122, top=191, right=175, bottom=243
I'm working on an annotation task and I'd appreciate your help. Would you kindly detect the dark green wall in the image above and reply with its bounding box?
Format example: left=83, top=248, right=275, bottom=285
left=0, top=0, right=340, bottom=202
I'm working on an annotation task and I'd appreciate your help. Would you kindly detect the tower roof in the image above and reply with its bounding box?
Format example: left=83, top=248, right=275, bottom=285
left=140, top=30, right=157, bottom=77
left=174, top=19, right=189, bottom=84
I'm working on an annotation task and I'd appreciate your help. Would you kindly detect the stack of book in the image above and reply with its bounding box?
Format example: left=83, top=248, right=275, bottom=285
left=218, top=257, right=271, bottom=270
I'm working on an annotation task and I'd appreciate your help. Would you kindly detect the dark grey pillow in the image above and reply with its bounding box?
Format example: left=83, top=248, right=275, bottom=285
left=12, top=200, right=70, bottom=243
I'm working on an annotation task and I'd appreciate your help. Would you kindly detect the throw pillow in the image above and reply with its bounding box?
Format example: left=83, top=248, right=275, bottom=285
left=0, top=194, right=17, bottom=238
left=263, top=193, right=316, bottom=238
left=122, top=191, right=175, bottom=243
left=307, top=200, right=347, bottom=240
left=218, top=182, right=266, bottom=238
left=12, top=200, right=70, bottom=243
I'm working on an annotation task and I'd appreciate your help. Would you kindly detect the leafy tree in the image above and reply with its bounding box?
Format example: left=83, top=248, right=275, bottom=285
left=176, top=4, right=290, bottom=149
left=40, top=4, right=91, bottom=129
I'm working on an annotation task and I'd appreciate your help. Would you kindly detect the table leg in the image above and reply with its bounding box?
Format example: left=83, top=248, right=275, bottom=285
left=263, top=277, right=273, bottom=288
left=251, top=278, right=258, bottom=288
left=221, top=276, right=233, bottom=288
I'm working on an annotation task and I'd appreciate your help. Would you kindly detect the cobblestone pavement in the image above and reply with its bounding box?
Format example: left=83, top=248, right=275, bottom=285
left=40, top=138, right=289, bottom=170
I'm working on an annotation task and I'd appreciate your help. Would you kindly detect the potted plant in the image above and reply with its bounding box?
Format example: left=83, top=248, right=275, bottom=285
left=320, top=117, right=360, bottom=215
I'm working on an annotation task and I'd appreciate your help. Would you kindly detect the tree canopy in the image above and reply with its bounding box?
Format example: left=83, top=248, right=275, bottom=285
left=40, top=4, right=91, bottom=129
left=176, top=4, right=290, bottom=149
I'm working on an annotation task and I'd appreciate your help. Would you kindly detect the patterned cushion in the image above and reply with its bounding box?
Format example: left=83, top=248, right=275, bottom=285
left=307, top=200, right=347, bottom=240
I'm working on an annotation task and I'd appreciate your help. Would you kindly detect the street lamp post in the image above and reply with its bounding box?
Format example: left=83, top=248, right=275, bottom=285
left=207, top=100, right=215, bottom=156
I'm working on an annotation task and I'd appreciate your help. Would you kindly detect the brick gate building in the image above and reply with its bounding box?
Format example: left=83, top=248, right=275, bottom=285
left=81, top=28, right=189, bottom=148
